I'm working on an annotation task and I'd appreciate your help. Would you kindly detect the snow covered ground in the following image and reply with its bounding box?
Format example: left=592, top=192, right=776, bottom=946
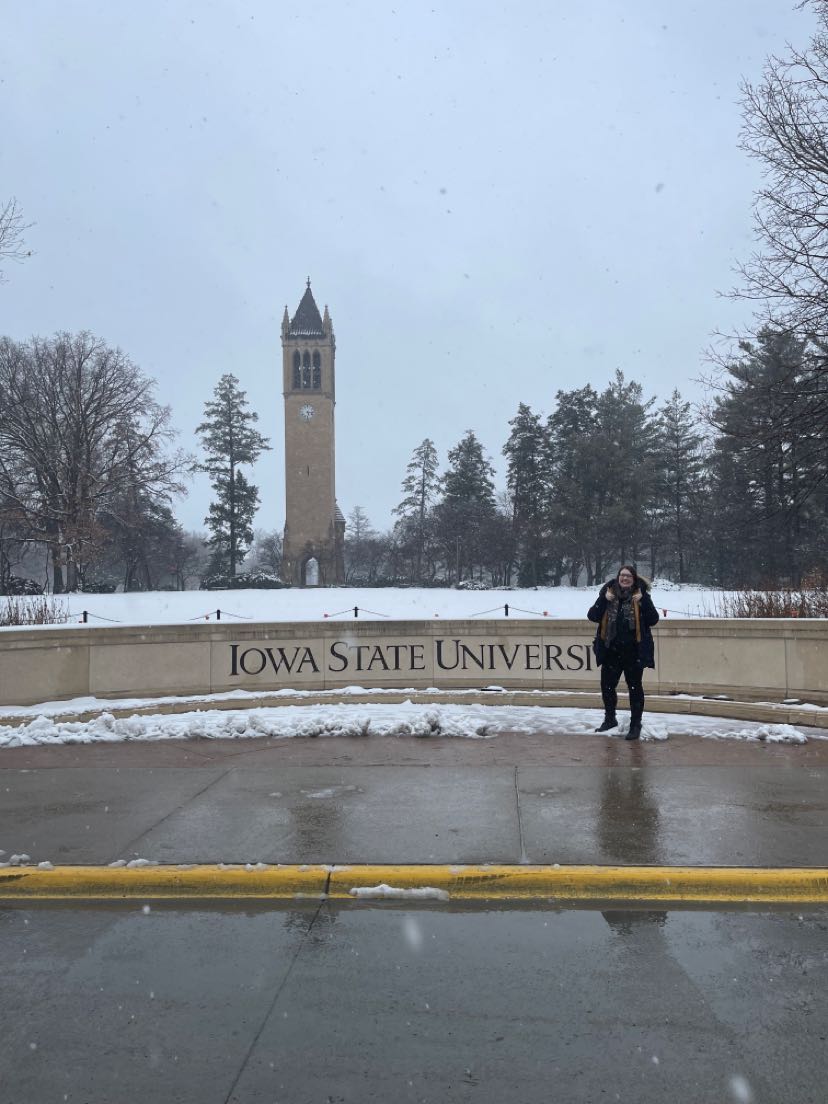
left=4, top=582, right=728, bottom=629
left=0, top=700, right=821, bottom=748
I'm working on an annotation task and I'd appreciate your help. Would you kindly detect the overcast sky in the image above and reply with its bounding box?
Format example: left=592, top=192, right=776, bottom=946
left=1, top=1, right=814, bottom=536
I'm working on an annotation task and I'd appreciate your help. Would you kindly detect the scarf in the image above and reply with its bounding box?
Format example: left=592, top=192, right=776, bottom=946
left=601, top=584, right=641, bottom=647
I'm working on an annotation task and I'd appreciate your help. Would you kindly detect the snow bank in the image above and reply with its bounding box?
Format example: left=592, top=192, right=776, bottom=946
left=0, top=686, right=591, bottom=723
left=0, top=702, right=819, bottom=748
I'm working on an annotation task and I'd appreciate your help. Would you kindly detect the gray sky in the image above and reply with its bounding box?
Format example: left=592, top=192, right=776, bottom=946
left=1, top=1, right=814, bottom=535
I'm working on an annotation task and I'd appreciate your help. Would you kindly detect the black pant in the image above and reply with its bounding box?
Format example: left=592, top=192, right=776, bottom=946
left=601, top=644, right=645, bottom=721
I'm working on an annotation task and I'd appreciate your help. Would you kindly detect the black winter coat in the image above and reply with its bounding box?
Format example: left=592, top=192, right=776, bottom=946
left=587, top=579, right=660, bottom=668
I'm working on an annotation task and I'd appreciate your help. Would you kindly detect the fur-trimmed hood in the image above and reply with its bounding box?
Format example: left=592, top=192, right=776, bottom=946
left=602, top=575, right=651, bottom=596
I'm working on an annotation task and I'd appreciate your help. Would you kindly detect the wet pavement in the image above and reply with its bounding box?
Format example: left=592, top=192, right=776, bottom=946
left=1, top=732, right=826, bottom=867
left=2, top=729, right=827, bottom=1102
left=1, top=902, right=826, bottom=1103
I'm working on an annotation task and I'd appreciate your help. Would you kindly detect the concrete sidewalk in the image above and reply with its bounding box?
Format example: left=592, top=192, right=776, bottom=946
left=2, top=730, right=826, bottom=869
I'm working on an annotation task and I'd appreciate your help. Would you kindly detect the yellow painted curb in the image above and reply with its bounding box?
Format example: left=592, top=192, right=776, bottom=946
left=328, top=864, right=828, bottom=903
left=0, top=864, right=330, bottom=900
left=1, top=863, right=827, bottom=903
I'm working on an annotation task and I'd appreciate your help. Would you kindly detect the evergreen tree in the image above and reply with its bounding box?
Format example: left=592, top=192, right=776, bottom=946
left=393, top=438, right=440, bottom=583
left=196, top=374, right=270, bottom=578
left=107, top=495, right=185, bottom=592
left=547, top=384, right=605, bottom=584
left=442, top=430, right=496, bottom=507
left=709, top=329, right=819, bottom=585
left=503, top=403, right=551, bottom=585
left=703, top=443, right=759, bottom=586
left=594, top=371, right=658, bottom=569
left=546, top=374, right=658, bottom=584
left=652, top=390, right=707, bottom=582
left=436, top=430, right=496, bottom=581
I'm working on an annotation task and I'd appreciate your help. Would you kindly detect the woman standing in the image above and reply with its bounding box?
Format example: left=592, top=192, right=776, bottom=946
left=587, top=565, right=659, bottom=740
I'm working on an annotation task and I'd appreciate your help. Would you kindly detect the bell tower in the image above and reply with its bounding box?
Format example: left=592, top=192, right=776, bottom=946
left=281, top=281, right=345, bottom=586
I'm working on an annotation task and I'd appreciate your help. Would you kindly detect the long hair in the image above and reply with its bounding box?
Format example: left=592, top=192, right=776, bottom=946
left=614, top=565, right=651, bottom=592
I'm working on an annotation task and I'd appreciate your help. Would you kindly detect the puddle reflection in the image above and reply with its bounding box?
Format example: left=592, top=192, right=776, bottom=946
left=597, top=741, right=664, bottom=865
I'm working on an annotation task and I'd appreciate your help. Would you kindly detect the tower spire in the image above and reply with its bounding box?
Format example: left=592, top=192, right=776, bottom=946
left=288, top=282, right=324, bottom=336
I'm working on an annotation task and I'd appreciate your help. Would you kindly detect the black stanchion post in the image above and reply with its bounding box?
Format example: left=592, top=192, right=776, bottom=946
left=354, top=606, right=359, bottom=618
left=216, top=609, right=221, bottom=621
left=504, top=603, right=509, bottom=617
left=83, top=610, right=88, bottom=624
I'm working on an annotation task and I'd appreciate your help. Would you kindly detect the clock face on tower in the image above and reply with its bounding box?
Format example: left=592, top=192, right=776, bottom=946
left=300, top=404, right=315, bottom=421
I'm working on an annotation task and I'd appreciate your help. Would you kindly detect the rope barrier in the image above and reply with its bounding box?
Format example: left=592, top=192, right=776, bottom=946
left=70, top=609, right=123, bottom=624
left=469, top=603, right=550, bottom=618
left=65, top=602, right=689, bottom=627
left=185, top=608, right=252, bottom=622
left=189, top=604, right=255, bottom=622
left=323, top=606, right=389, bottom=619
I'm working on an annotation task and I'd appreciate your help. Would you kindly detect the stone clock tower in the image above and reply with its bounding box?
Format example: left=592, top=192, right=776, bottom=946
left=281, top=281, right=345, bottom=586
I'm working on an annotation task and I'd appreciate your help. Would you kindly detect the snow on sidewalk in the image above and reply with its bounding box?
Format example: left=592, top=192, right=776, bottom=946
left=0, top=701, right=818, bottom=748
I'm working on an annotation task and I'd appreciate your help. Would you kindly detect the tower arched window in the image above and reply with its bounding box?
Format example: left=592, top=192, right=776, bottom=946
left=304, top=557, right=320, bottom=586
left=292, top=351, right=301, bottom=389
left=312, top=350, right=321, bottom=389
left=302, top=350, right=311, bottom=388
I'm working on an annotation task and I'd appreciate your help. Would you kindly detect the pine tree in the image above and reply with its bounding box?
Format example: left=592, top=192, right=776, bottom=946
left=196, top=374, right=270, bottom=578
left=547, top=384, right=605, bottom=584
left=436, top=430, right=496, bottom=582
left=503, top=403, right=550, bottom=585
left=594, top=371, right=658, bottom=569
left=653, top=390, right=707, bottom=582
left=442, top=430, right=496, bottom=507
left=393, top=438, right=440, bottom=583
left=710, top=329, right=817, bottom=585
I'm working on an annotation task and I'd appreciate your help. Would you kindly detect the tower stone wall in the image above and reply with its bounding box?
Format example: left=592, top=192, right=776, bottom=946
left=281, top=283, right=345, bottom=586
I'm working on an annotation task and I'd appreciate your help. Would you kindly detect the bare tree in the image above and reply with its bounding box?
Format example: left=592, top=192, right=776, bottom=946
left=245, top=529, right=283, bottom=577
left=0, top=198, right=32, bottom=282
left=344, top=506, right=376, bottom=583
left=0, top=332, right=189, bottom=592
left=715, top=2, right=828, bottom=507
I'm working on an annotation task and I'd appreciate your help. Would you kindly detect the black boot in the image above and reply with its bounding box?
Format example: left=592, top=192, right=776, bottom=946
left=595, top=714, right=618, bottom=732
left=626, top=686, right=644, bottom=740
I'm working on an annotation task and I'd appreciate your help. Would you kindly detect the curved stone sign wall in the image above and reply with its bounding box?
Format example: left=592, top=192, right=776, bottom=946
left=0, top=618, right=826, bottom=708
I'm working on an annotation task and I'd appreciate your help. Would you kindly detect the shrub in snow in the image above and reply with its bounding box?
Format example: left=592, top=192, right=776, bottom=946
left=710, top=577, right=828, bottom=618
left=0, top=595, right=70, bottom=626
left=80, top=580, right=117, bottom=594
left=201, top=571, right=285, bottom=590
left=1, top=575, right=42, bottom=596
left=455, top=579, right=489, bottom=591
